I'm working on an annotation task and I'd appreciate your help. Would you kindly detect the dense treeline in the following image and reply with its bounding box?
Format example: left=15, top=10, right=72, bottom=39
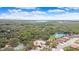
left=0, top=20, right=79, bottom=50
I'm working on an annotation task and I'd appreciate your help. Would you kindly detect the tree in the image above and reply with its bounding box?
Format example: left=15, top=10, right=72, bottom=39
left=8, top=38, right=19, bottom=47
left=24, top=41, right=34, bottom=51
left=0, top=38, right=8, bottom=48
left=49, top=42, right=57, bottom=48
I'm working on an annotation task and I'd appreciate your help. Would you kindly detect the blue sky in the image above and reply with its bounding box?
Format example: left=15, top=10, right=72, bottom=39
left=0, top=7, right=79, bottom=20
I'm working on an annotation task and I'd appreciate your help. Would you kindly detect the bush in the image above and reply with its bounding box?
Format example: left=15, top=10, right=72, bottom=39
left=25, top=41, right=34, bottom=51
left=8, top=38, right=19, bottom=47
left=0, top=38, right=8, bottom=48
left=64, top=46, right=79, bottom=51
left=49, top=42, right=57, bottom=48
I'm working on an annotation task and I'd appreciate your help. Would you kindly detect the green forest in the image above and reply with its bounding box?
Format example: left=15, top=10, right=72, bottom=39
left=0, top=20, right=79, bottom=51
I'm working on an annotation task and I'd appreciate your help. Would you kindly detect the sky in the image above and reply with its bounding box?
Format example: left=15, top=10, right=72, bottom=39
left=0, top=7, right=79, bottom=20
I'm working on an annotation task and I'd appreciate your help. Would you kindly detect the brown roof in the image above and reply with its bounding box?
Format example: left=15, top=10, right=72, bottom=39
left=70, top=44, right=79, bottom=48
left=56, top=39, right=64, bottom=43
left=74, top=40, right=79, bottom=44
left=63, top=37, right=70, bottom=40
left=56, top=37, right=70, bottom=43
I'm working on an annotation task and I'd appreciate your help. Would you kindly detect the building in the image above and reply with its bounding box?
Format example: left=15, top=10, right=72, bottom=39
left=33, top=40, right=46, bottom=47
left=49, top=32, right=71, bottom=42
left=49, top=32, right=70, bottom=39
left=70, top=44, right=79, bottom=49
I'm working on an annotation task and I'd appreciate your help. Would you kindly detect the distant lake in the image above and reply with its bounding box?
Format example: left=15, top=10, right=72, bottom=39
left=35, top=20, right=47, bottom=22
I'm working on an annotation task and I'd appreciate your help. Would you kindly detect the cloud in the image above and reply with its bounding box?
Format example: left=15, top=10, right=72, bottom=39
left=57, top=7, right=79, bottom=11
left=52, top=13, right=79, bottom=20
left=0, top=9, right=47, bottom=20
left=67, top=7, right=79, bottom=10
left=0, top=8, right=79, bottom=20
left=62, top=7, right=79, bottom=11
left=31, top=11, right=46, bottom=15
left=16, top=7, right=37, bottom=10
left=48, top=9, right=65, bottom=13
left=8, top=9, right=22, bottom=13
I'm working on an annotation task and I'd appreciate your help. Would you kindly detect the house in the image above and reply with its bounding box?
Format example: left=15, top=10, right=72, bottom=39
left=55, top=36, right=70, bottom=43
left=33, top=40, right=46, bottom=47
left=62, top=37, right=70, bottom=42
left=33, top=40, right=46, bottom=51
left=70, top=44, right=79, bottom=49
left=55, top=38, right=65, bottom=43
left=63, top=37, right=70, bottom=40
left=74, top=40, right=79, bottom=44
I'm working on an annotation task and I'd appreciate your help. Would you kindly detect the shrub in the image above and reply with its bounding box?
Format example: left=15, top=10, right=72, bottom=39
left=64, top=46, right=79, bottom=51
